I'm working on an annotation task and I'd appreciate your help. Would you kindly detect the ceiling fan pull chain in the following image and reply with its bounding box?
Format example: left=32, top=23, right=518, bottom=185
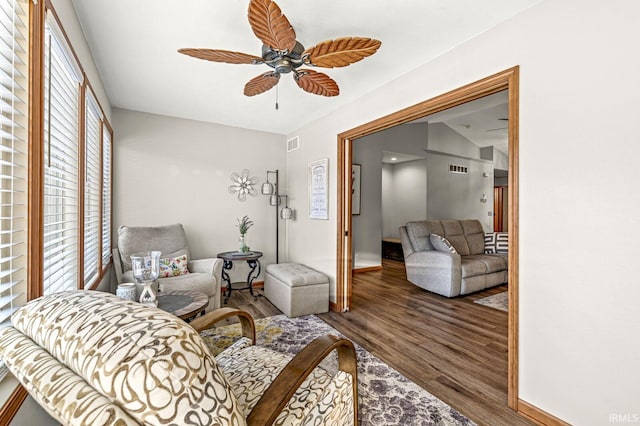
left=275, top=84, right=279, bottom=110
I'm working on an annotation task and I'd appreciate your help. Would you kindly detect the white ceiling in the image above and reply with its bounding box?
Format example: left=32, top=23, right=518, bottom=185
left=416, top=90, right=509, bottom=153
left=382, top=151, right=425, bottom=164
left=382, top=90, right=509, bottom=162
left=71, top=0, right=540, bottom=135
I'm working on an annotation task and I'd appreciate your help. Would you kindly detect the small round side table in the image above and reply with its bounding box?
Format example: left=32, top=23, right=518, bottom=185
left=157, top=290, right=209, bottom=322
left=216, top=251, right=263, bottom=303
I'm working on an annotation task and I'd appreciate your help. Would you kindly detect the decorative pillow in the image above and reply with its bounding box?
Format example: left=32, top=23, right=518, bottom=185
left=484, top=232, right=509, bottom=254
left=429, top=234, right=458, bottom=254
left=159, top=254, right=189, bottom=277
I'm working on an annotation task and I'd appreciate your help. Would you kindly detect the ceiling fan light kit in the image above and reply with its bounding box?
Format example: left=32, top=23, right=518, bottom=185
left=178, top=0, right=381, bottom=99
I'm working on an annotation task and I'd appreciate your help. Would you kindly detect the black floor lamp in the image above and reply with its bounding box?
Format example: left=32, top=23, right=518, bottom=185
left=261, top=170, right=293, bottom=264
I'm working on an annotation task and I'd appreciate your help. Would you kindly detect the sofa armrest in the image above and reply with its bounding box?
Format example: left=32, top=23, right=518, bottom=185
left=247, top=335, right=358, bottom=426
left=404, top=250, right=462, bottom=297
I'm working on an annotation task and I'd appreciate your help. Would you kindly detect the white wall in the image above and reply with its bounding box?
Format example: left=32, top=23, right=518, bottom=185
left=352, top=139, right=382, bottom=269
left=112, top=109, right=286, bottom=283
left=383, top=160, right=428, bottom=239
left=285, top=0, right=640, bottom=424
left=351, top=123, right=428, bottom=269
left=428, top=123, right=481, bottom=158
left=426, top=153, right=494, bottom=231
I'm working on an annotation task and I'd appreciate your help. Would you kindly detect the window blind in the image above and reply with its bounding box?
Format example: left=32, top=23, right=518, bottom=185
left=101, top=124, right=111, bottom=265
left=83, top=92, right=101, bottom=286
left=43, top=14, right=82, bottom=295
left=0, top=0, right=28, bottom=388
left=0, top=0, right=28, bottom=326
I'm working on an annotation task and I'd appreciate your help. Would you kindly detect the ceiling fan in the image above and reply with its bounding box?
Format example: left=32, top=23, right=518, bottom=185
left=178, top=0, right=381, bottom=99
left=486, top=117, right=509, bottom=132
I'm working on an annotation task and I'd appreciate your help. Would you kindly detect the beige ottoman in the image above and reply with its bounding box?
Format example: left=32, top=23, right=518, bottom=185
left=264, top=263, right=329, bottom=317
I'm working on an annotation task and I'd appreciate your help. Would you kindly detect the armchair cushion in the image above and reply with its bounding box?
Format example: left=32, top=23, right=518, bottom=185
left=215, top=338, right=335, bottom=421
left=212, top=336, right=356, bottom=425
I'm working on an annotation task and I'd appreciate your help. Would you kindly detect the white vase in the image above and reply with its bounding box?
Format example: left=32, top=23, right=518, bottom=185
left=116, top=283, right=136, bottom=301
left=239, top=234, right=249, bottom=253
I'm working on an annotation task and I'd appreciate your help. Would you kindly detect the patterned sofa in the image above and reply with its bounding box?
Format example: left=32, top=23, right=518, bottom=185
left=0, top=291, right=358, bottom=425
left=399, top=219, right=508, bottom=297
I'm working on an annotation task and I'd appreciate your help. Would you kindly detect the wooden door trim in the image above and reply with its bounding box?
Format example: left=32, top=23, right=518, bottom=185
left=336, top=66, right=520, bottom=409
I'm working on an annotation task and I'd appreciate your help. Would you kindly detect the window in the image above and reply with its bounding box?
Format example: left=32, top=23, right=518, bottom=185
left=0, top=0, right=29, bottom=387
left=0, top=0, right=28, bottom=324
left=83, top=91, right=101, bottom=286
left=42, top=13, right=81, bottom=295
left=2, top=3, right=114, bottom=414
left=101, top=123, right=111, bottom=266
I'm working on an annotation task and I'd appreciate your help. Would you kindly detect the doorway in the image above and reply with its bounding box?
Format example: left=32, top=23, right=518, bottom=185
left=336, top=66, right=520, bottom=408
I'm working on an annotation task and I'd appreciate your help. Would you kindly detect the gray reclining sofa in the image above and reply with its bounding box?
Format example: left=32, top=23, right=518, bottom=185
left=399, top=219, right=507, bottom=297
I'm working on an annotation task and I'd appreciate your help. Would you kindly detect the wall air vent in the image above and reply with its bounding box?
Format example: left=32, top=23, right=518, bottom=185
left=287, top=136, right=299, bottom=152
left=449, top=164, right=468, bottom=174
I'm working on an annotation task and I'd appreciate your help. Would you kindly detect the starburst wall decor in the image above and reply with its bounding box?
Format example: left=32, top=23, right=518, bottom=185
left=228, top=169, right=258, bottom=202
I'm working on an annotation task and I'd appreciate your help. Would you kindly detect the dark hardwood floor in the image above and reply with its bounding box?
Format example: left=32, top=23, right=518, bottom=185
left=219, top=285, right=281, bottom=323
left=222, top=261, right=533, bottom=426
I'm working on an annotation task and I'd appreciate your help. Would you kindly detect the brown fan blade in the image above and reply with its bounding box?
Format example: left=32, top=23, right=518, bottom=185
left=244, top=72, right=280, bottom=96
left=248, top=0, right=296, bottom=53
left=303, top=37, right=381, bottom=68
left=178, top=48, right=263, bottom=65
left=294, top=69, right=339, bottom=97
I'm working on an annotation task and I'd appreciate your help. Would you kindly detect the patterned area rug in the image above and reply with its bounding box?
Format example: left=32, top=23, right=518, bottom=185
left=474, top=291, right=508, bottom=312
left=201, top=315, right=475, bottom=426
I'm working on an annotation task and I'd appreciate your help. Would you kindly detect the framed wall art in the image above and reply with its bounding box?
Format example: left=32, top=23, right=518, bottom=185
left=309, top=159, right=328, bottom=219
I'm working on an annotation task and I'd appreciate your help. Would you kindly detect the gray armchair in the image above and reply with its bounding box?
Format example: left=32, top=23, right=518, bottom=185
left=113, top=223, right=223, bottom=310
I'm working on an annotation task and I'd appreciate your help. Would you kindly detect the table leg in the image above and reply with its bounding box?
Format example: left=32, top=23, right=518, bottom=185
left=222, top=259, right=233, bottom=304
left=246, top=259, right=261, bottom=300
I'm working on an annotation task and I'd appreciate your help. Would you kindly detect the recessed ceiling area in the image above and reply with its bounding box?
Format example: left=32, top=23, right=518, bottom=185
left=70, top=0, right=540, bottom=135
left=412, top=90, right=509, bottom=154
left=382, top=151, right=424, bottom=164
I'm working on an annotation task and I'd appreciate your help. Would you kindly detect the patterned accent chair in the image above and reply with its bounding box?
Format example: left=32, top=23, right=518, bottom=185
left=0, top=291, right=358, bottom=425
left=113, top=223, right=224, bottom=311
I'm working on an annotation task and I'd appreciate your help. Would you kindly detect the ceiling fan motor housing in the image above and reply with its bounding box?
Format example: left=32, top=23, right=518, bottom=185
left=262, top=41, right=305, bottom=73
